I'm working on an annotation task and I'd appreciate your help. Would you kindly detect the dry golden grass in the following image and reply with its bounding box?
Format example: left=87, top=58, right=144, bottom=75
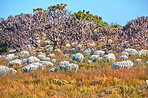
left=0, top=50, right=148, bottom=97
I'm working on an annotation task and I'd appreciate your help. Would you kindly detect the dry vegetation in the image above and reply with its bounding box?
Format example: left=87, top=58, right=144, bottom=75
left=0, top=49, right=148, bottom=98
left=0, top=3, right=148, bottom=98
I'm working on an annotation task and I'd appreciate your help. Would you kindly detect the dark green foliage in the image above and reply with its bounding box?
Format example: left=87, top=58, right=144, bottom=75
left=72, top=10, right=109, bottom=31
left=48, top=3, right=67, bottom=11
left=0, top=40, right=8, bottom=54
left=111, top=24, right=122, bottom=30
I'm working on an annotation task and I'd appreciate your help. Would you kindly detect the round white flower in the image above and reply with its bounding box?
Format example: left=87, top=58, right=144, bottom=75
left=6, top=53, right=15, bottom=61
left=137, top=50, right=147, bottom=56
left=42, top=57, right=50, bottom=62
left=89, top=55, right=99, bottom=61
left=108, top=39, right=112, bottom=44
left=135, top=59, right=141, bottom=63
left=37, top=55, right=46, bottom=60
left=58, top=61, right=79, bottom=72
left=112, top=60, right=133, bottom=69
left=18, top=51, right=30, bottom=58
left=7, top=59, right=22, bottom=66
left=59, top=61, right=70, bottom=70
left=49, top=67, right=58, bottom=72
left=40, top=61, right=53, bottom=67
left=83, top=48, right=92, bottom=56
left=66, top=43, right=71, bottom=47
left=77, top=44, right=82, bottom=50
left=123, top=49, right=137, bottom=56
left=22, top=62, right=43, bottom=72
left=71, top=42, right=77, bottom=46
left=55, top=49, right=61, bottom=53
left=88, top=60, right=92, bottom=64
left=70, top=48, right=77, bottom=53
left=0, top=66, right=17, bottom=75
left=44, top=40, right=50, bottom=44
left=119, top=55, right=128, bottom=59
left=51, top=59, right=56, bottom=64
left=103, top=53, right=116, bottom=62
left=22, top=59, right=27, bottom=63
left=25, top=56, right=40, bottom=64
left=93, top=50, right=105, bottom=56
left=38, top=52, right=46, bottom=56
left=72, top=53, right=84, bottom=63
left=45, top=45, right=53, bottom=52
left=121, top=51, right=129, bottom=56
left=47, top=54, right=55, bottom=58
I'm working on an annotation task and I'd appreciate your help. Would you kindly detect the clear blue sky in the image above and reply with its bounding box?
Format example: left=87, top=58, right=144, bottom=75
left=0, top=0, right=148, bottom=26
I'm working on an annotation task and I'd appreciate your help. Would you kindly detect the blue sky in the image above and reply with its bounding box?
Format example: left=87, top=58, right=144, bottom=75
left=0, top=0, right=148, bottom=26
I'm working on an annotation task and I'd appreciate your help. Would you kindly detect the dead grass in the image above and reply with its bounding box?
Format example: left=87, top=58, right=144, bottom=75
left=0, top=50, right=148, bottom=97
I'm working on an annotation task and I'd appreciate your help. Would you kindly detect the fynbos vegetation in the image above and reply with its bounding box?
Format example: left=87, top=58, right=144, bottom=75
left=0, top=3, right=147, bottom=98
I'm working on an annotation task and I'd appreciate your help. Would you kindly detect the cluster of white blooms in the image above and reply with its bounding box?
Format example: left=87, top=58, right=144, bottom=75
left=18, top=51, right=30, bottom=58
left=88, top=60, right=92, bottom=64
left=47, top=54, right=55, bottom=58
left=137, top=49, right=148, bottom=56
left=108, top=39, right=112, bottom=44
left=112, top=60, right=133, bottom=69
left=25, top=56, right=40, bottom=64
left=103, top=53, right=116, bottom=62
left=37, top=54, right=46, bottom=60
left=0, top=55, right=1, bottom=58
left=49, top=67, right=58, bottom=72
left=7, top=59, right=22, bottom=66
left=122, top=49, right=137, bottom=56
left=22, top=62, right=43, bottom=72
left=65, top=63, right=79, bottom=72
left=59, top=61, right=69, bottom=70
left=72, top=53, right=84, bottom=63
left=0, top=66, right=17, bottom=75
left=93, top=50, right=105, bottom=56
left=119, top=55, right=128, bottom=59
left=98, top=57, right=103, bottom=61
left=42, top=57, right=50, bottom=62
left=51, top=59, right=56, bottom=64
left=35, top=37, right=40, bottom=44
left=89, top=55, right=99, bottom=61
left=88, top=43, right=96, bottom=46
left=66, top=43, right=71, bottom=47
left=40, top=61, right=53, bottom=67
left=45, top=45, right=53, bottom=52
left=140, top=49, right=148, bottom=54
left=58, top=61, right=79, bottom=72
left=136, top=51, right=146, bottom=56
left=6, top=53, right=15, bottom=61
left=44, top=40, right=50, bottom=44
left=71, top=42, right=77, bottom=46
left=83, top=48, right=92, bottom=56
left=70, top=48, right=77, bottom=53
left=77, top=44, right=82, bottom=50
left=9, top=49, right=16, bottom=53
left=38, top=52, right=46, bottom=56
left=22, top=59, right=27, bottom=63
left=55, top=49, right=61, bottom=53
left=121, top=51, right=129, bottom=56
left=64, top=54, right=70, bottom=57
left=135, top=59, right=141, bottom=63
left=146, top=61, right=148, bottom=64
left=146, top=80, right=148, bottom=88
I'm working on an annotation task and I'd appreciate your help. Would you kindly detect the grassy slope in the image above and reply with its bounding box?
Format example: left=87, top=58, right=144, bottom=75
left=0, top=47, right=148, bottom=98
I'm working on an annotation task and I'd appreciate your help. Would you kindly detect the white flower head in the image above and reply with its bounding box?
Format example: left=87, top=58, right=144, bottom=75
left=146, top=80, right=148, bottom=84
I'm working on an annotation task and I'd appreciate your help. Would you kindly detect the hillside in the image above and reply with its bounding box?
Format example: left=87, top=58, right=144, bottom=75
left=0, top=4, right=148, bottom=98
